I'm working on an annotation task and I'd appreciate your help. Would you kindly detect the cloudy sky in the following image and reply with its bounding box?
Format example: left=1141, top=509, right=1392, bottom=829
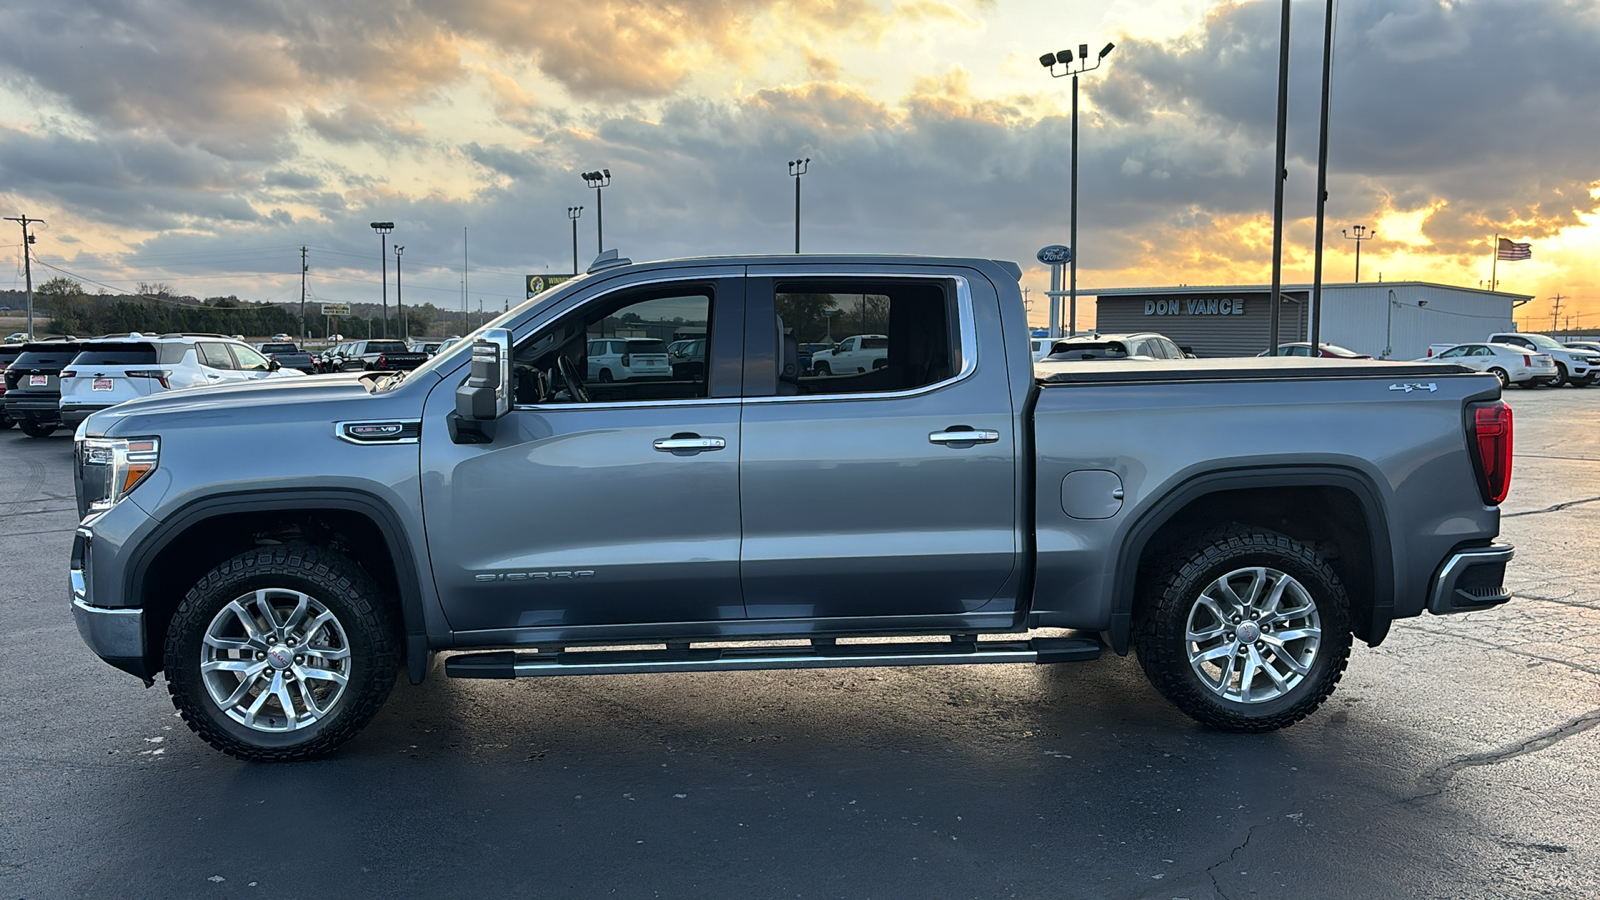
left=1, top=0, right=1597, bottom=332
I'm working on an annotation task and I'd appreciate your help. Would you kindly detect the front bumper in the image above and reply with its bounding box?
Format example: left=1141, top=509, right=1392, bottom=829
left=71, top=525, right=154, bottom=680
left=1428, top=543, right=1514, bottom=614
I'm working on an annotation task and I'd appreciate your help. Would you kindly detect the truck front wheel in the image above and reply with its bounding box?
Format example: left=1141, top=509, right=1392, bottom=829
left=1135, top=528, right=1351, bottom=732
left=164, top=544, right=400, bottom=761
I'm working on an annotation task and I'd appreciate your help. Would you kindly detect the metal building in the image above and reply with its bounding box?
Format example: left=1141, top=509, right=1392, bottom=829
left=1086, top=281, right=1528, bottom=359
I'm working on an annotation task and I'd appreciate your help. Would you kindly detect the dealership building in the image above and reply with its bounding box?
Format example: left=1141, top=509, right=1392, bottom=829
left=1084, top=281, right=1529, bottom=359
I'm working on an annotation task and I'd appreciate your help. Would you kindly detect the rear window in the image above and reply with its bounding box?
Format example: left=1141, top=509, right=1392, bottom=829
left=10, top=348, right=79, bottom=369
left=259, top=343, right=300, bottom=353
left=366, top=341, right=410, bottom=354
left=1048, top=342, right=1129, bottom=361
left=627, top=339, right=668, bottom=354
left=69, top=343, right=160, bottom=366
left=859, top=337, right=889, bottom=350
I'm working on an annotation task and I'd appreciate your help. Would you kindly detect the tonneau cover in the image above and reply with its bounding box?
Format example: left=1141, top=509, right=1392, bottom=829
left=1035, top=356, right=1473, bottom=385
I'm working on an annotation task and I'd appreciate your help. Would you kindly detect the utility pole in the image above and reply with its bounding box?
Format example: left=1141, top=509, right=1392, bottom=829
left=299, top=246, right=308, bottom=339
left=5, top=215, right=42, bottom=340
left=370, top=222, right=394, bottom=337
left=1550, top=293, right=1564, bottom=333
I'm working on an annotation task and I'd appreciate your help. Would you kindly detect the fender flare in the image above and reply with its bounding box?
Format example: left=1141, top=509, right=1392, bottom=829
left=124, top=488, right=433, bottom=683
left=1106, top=465, right=1395, bottom=653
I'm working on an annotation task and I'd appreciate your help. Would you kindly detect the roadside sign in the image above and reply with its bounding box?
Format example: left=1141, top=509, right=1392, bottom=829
left=526, top=274, right=572, bottom=298
left=320, top=303, right=352, bottom=316
left=1037, top=245, right=1072, bottom=265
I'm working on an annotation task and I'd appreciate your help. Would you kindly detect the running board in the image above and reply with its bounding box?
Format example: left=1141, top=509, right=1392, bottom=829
left=444, top=636, right=1101, bottom=679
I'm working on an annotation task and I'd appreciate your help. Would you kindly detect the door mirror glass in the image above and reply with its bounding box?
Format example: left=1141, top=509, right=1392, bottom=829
left=456, top=328, right=511, bottom=420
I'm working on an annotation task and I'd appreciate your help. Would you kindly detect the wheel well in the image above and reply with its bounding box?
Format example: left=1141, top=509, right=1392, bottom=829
left=137, top=509, right=403, bottom=672
left=1132, top=486, right=1381, bottom=643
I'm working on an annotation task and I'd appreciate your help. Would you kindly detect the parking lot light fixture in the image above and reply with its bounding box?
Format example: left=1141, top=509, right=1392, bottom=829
left=582, top=170, right=611, bottom=252
left=394, top=245, right=405, bottom=338
left=788, top=158, right=811, bottom=253
left=1041, top=40, right=1115, bottom=336
left=370, top=222, right=395, bottom=337
left=567, top=206, right=584, bottom=275
left=1342, top=225, right=1375, bottom=283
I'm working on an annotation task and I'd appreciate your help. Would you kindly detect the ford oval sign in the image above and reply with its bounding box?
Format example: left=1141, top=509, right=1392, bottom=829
left=1037, top=245, right=1072, bottom=265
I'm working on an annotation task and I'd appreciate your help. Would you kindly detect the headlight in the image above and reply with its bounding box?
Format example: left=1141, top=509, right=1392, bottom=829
left=77, top=436, right=160, bottom=514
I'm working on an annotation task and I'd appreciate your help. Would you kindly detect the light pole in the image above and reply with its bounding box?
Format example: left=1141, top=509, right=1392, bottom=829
left=788, top=158, right=810, bottom=253
left=567, top=206, right=583, bottom=275
left=1041, top=41, right=1115, bottom=337
left=582, top=169, right=611, bottom=253
left=823, top=308, right=839, bottom=344
left=393, top=245, right=405, bottom=339
left=1342, top=225, right=1375, bottom=282
left=370, top=221, right=394, bottom=337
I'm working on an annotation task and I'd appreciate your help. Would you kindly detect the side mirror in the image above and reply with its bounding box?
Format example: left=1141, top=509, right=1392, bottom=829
left=455, top=328, right=512, bottom=421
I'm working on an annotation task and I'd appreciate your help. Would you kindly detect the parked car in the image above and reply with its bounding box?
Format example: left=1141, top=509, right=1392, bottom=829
left=2, top=340, right=79, bottom=437
left=70, top=253, right=1513, bottom=761
left=4, top=332, right=25, bottom=342
left=586, top=337, right=671, bottom=382
left=1565, top=340, right=1600, bottom=356
left=256, top=341, right=317, bottom=374
left=1030, top=337, right=1054, bottom=361
left=1046, top=332, right=1187, bottom=361
left=1486, top=332, right=1597, bottom=386
left=331, top=339, right=428, bottom=372
left=666, top=338, right=707, bottom=379
left=409, top=340, right=443, bottom=357
left=1259, top=342, right=1372, bottom=359
left=0, top=342, right=22, bottom=429
left=1422, top=343, right=1556, bottom=388
left=58, top=336, right=305, bottom=427
left=810, top=334, right=888, bottom=375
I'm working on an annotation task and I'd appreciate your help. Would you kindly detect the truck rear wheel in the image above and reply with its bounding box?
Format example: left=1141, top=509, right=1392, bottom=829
left=1135, top=528, right=1351, bottom=732
left=164, top=544, right=400, bottom=761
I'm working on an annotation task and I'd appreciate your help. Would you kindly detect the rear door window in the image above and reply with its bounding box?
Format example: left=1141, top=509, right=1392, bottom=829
left=198, top=342, right=236, bottom=369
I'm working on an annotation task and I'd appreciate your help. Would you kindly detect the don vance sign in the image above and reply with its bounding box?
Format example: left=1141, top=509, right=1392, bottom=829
left=1144, top=298, right=1247, bottom=316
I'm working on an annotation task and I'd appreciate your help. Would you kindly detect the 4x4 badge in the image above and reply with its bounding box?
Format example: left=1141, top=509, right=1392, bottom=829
left=1388, top=383, right=1438, bottom=393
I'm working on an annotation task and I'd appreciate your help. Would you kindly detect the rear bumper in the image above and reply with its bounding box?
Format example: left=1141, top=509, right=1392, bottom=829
left=1428, top=543, right=1514, bottom=614
left=60, top=403, right=116, bottom=426
left=4, top=394, right=61, bottom=421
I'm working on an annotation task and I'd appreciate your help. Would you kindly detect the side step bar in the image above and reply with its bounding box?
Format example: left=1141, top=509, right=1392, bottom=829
left=445, top=636, right=1101, bottom=679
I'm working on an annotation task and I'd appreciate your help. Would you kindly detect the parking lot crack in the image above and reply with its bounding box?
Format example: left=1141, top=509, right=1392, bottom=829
left=1424, top=707, right=1600, bottom=789
left=1504, top=495, right=1600, bottom=517
left=1203, top=822, right=1261, bottom=900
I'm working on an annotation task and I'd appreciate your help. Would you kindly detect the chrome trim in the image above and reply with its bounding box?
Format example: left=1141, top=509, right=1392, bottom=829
left=334, top=419, right=421, bottom=445
left=653, top=436, right=726, bottom=451
left=513, top=397, right=740, bottom=412
left=72, top=598, right=146, bottom=660
left=1428, top=544, right=1515, bottom=615
left=744, top=274, right=979, bottom=405
left=929, top=429, right=1000, bottom=444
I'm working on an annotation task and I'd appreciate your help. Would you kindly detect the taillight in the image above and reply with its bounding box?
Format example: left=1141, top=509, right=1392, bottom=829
left=1469, top=402, right=1513, bottom=505
left=126, top=369, right=172, bottom=389
left=621, top=354, right=631, bottom=366
left=1522, top=354, right=1532, bottom=366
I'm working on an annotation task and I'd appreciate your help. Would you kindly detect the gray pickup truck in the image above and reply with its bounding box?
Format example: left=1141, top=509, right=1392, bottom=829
left=71, top=253, right=1515, bottom=761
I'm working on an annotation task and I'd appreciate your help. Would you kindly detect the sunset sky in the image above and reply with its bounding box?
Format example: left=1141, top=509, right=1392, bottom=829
left=2, top=0, right=1597, bottom=332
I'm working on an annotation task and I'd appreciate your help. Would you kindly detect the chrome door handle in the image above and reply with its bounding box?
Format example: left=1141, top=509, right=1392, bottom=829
left=653, top=436, right=726, bottom=452
left=929, top=429, right=1000, bottom=445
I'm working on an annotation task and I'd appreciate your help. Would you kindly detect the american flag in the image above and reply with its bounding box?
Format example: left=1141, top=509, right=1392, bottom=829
left=1497, top=237, right=1532, bottom=261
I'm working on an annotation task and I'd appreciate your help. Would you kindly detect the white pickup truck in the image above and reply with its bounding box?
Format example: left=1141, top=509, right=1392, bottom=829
left=809, top=334, right=888, bottom=375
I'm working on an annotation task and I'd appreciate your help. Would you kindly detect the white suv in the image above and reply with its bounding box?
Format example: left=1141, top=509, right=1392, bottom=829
left=586, top=337, right=671, bottom=382
left=59, top=334, right=304, bottom=426
left=1486, top=332, right=1597, bottom=387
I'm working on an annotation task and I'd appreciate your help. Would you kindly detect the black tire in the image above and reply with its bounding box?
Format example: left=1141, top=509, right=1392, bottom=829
left=18, top=417, right=57, bottom=438
left=813, top=361, right=832, bottom=376
left=0, top=412, right=12, bottom=430
left=1135, top=527, right=1352, bottom=733
left=598, top=368, right=614, bottom=383
left=164, top=544, right=401, bottom=761
left=1488, top=367, right=1510, bottom=388
left=1549, top=363, right=1567, bottom=387
left=1516, top=379, right=1541, bottom=389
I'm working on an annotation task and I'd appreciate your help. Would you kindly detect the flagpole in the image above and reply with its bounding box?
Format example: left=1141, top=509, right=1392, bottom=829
left=1491, top=232, right=1498, bottom=292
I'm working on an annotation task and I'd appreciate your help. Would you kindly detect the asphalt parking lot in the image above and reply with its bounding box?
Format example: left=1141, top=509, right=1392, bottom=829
left=3, top=388, right=1599, bottom=900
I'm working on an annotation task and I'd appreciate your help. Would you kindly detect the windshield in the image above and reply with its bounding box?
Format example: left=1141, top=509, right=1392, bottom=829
left=401, top=271, right=596, bottom=382
left=1524, top=334, right=1564, bottom=349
